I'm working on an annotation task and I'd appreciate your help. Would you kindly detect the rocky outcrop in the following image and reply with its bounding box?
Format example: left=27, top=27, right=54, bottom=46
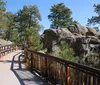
left=42, top=24, right=100, bottom=67
left=0, top=39, right=13, bottom=46
left=68, top=24, right=88, bottom=35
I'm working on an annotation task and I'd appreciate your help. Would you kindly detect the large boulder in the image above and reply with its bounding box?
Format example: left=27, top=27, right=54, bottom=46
left=59, top=28, right=74, bottom=38
left=42, top=29, right=59, bottom=52
left=68, top=24, right=88, bottom=35
left=86, top=27, right=99, bottom=36
left=42, top=28, right=75, bottom=52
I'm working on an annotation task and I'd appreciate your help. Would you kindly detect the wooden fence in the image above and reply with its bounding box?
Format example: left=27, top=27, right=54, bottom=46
left=0, top=44, right=17, bottom=57
left=24, top=48, right=100, bottom=85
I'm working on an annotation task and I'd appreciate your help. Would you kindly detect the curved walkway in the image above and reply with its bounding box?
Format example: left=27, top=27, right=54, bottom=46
left=0, top=50, right=49, bottom=85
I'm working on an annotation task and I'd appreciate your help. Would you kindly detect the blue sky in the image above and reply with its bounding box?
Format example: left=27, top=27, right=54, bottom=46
left=4, top=0, right=100, bottom=30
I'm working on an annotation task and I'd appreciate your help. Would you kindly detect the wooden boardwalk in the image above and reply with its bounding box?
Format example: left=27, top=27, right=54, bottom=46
left=0, top=50, right=49, bottom=85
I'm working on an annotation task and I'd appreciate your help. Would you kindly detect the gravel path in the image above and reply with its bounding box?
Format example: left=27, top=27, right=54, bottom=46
left=0, top=50, right=49, bottom=85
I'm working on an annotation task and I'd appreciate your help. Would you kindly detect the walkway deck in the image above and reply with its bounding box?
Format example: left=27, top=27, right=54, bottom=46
left=0, top=50, right=49, bottom=85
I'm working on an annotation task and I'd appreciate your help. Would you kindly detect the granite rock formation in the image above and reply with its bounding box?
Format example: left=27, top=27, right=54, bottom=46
left=42, top=24, right=100, bottom=68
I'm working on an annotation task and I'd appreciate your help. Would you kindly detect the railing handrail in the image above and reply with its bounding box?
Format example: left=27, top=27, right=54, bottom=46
left=26, top=48, right=100, bottom=77
left=0, top=44, right=15, bottom=47
left=0, top=44, right=18, bottom=57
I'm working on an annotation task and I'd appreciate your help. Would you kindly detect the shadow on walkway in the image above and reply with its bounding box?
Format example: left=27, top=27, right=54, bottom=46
left=10, top=51, right=49, bottom=85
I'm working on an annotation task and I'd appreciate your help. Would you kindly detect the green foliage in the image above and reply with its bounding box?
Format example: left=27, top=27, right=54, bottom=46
left=84, top=52, right=100, bottom=68
left=48, top=3, right=77, bottom=29
left=2, top=5, right=42, bottom=51
left=15, top=5, right=42, bottom=32
left=0, top=0, right=6, bottom=28
left=0, top=0, right=6, bottom=12
left=13, top=5, right=43, bottom=48
left=3, top=28, right=13, bottom=40
left=86, top=56, right=97, bottom=64
left=89, top=52, right=99, bottom=57
left=87, top=4, right=100, bottom=25
left=22, top=27, right=43, bottom=51
left=4, top=12, right=16, bottom=28
left=11, top=29, right=20, bottom=44
left=93, top=27, right=99, bottom=31
left=2, top=12, right=16, bottom=40
left=59, top=43, right=79, bottom=62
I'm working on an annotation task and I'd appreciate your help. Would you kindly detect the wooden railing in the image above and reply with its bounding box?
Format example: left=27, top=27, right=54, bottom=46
left=0, top=44, right=17, bottom=57
left=24, top=48, right=100, bottom=85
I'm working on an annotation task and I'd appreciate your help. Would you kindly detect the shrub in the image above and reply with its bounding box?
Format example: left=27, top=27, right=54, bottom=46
left=59, top=43, right=79, bottom=62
